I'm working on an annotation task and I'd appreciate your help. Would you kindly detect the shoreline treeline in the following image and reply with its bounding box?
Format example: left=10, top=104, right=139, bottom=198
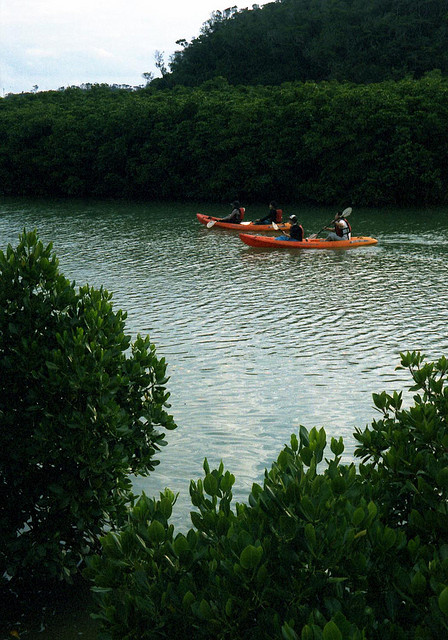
left=1, top=73, right=447, bottom=206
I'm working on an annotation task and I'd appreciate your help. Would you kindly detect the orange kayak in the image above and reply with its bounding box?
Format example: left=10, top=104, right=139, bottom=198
left=197, top=213, right=291, bottom=232
left=239, top=233, right=378, bottom=249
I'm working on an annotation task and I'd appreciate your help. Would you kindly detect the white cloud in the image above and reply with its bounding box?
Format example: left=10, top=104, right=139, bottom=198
left=26, top=48, right=58, bottom=59
left=91, top=48, right=116, bottom=60
left=0, top=1, right=266, bottom=94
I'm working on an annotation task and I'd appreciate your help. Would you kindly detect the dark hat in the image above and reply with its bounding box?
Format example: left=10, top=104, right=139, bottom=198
left=231, top=200, right=240, bottom=207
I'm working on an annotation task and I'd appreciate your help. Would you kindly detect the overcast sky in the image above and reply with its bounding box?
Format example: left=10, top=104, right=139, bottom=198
left=0, top=1, right=264, bottom=95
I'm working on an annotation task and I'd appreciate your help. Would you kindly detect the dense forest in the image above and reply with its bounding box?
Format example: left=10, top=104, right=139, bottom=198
left=1, top=74, right=447, bottom=205
left=1, top=0, right=448, bottom=205
left=166, top=0, right=448, bottom=86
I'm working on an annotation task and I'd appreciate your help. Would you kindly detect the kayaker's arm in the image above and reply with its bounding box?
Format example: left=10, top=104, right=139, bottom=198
left=272, top=222, right=289, bottom=236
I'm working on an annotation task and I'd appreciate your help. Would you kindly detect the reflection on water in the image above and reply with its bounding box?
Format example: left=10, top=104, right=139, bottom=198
left=1, top=198, right=447, bottom=529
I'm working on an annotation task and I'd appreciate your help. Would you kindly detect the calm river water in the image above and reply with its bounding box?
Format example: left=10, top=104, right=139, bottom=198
left=1, top=197, right=447, bottom=531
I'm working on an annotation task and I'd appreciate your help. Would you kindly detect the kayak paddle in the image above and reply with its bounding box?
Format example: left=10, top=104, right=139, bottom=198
left=272, top=222, right=289, bottom=236
left=309, top=207, right=352, bottom=239
left=207, top=218, right=251, bottom=228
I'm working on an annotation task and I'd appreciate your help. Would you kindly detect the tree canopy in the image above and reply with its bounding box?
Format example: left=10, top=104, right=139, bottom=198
left=1, top=74, right=448, bottom=206
left=166, top=0, right=448, bottom=87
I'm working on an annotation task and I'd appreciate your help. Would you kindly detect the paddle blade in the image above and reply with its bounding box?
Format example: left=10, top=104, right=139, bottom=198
left=206, top=220, right=217, bottom=228
left=342, top=207, right=352, bottom=216
left=272, top=222, right=279, bottom=230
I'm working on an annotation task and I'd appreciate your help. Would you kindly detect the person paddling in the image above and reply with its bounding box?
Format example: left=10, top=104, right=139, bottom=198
left=289, top=215, right=304, bottom=240
left=325, top=211, right=352, bottom=241
left=218, top=200, right=245, bottom=223
left=276, top=214, right=304, bottom=241
left=253, top=201, right=282, bottom=225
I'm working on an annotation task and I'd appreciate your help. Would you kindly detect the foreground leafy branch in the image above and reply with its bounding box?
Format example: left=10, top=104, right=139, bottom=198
left=87, top=352, right=448, bottom=639
left=0, top=230, right=177, bottom=585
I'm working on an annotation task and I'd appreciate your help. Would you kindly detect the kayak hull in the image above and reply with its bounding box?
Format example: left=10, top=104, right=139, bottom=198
left=197, top=213, right=290, bottom=232
left=239, top=234, right=378, bottom=249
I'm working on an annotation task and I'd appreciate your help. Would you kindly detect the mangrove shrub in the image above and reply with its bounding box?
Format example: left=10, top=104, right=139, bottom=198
left=1, top=74, right=448, bottom=205
left=87, top=352, right=448, bottom=639
left=0, top=230, right=176, bottom=585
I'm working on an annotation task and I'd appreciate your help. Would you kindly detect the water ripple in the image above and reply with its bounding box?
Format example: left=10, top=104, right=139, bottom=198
left=1, top=200, right=448, bottom=528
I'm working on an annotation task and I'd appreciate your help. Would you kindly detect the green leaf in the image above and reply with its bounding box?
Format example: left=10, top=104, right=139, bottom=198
left=411, top=571, right=426, bottom=595
left=304, top=523, right=316, bottom=548
left=240, top=544, right=262, bottom=569
left=159, top=497, right=173, bottom=519
left=330, top=436, right=344, bottom=456
left=198, top=599, right=212, bottom=620
left=323, top=620, right=342, bottom=640
left=301, top=625, right=313, bottom=640
left=190, top=511, right=203, bottom=530
left=182, top=590, right=195, bottom=610
left=299, top=426, right=309, bottom=448
left=204, top=473, right=219, bottom=496
left=173, top=534, right=189, bottom=556
left=382, top=527, right=397, bottom=550
left=300, top=447, right=313, bottom=466
left=147, top=520, right=165, bottom=544
left=291, top=433, right=299, bottom=452
left=278, top=450, right=289, bottom=470
left=367, top=501, right=378, bottom=520
left=282, top=622, right=298, bottom=640
left=438, top=586, right=448, bottom=615
left=351, top=507, right=365, bottom=527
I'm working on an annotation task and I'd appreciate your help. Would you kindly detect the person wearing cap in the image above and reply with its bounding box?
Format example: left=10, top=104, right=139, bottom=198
left=253, top=201, right=281, bottom=225
left=219, top=200, right=244, bottom=223
left=276, top=215, right=304, bottom=241
left=287, top=215, right=304, bottom=240
left=325, top=211, right=351, bottom=241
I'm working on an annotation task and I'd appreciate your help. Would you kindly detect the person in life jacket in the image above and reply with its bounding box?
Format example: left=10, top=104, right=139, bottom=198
left=219, top=200, right=245, bottom=223
left=325, top=212, right=352, bottom=241
left=276, top=214, right=304, bottom=241
left=288, top=215, right=304, bottom=240
left=254, top=201, right=282, bottom=225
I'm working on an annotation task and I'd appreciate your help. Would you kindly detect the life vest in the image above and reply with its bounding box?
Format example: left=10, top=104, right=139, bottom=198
left=275, top=209, right=283, bottom=223
left=290, top=223, right=304, bottom=241
left=239, top=207, right=245, bottom=221
left=336, top=217, right=351, bottom=238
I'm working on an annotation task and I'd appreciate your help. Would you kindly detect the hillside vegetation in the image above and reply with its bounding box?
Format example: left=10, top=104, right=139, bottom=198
left=166, top=0, right=448, bottom=87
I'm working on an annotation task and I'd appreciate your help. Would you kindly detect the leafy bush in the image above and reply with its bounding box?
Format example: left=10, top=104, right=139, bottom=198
left=0, top=230, right=176, bottom=585
left=87, top=352, right=448, bottom=639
